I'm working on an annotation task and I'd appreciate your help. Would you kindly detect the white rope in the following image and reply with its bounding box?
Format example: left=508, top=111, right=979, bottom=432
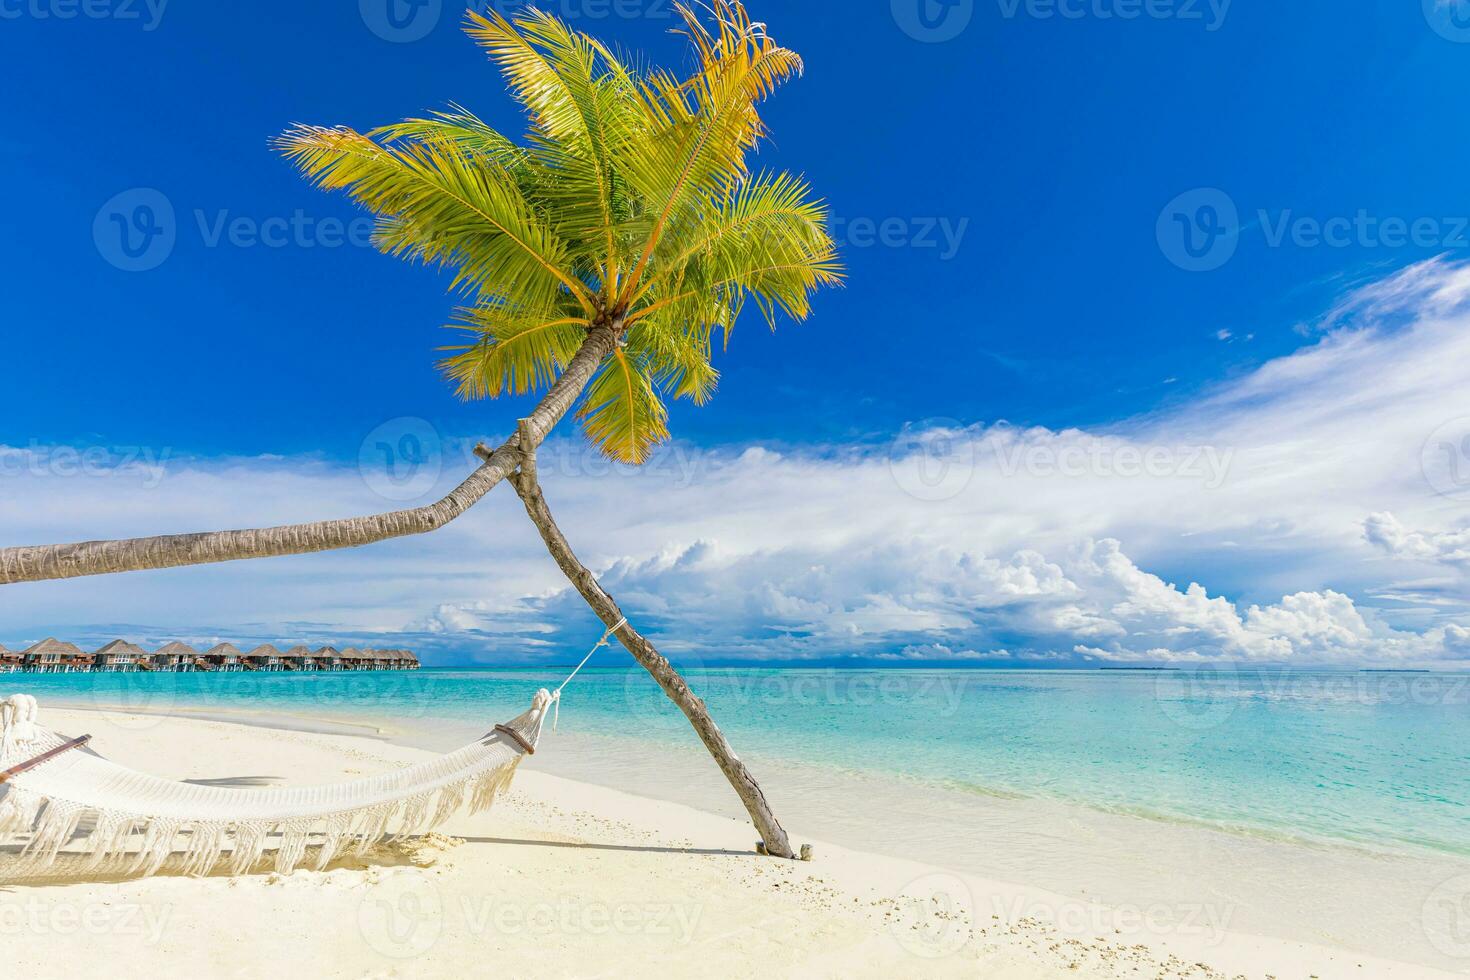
left=550, top=617, right=628, bottom=732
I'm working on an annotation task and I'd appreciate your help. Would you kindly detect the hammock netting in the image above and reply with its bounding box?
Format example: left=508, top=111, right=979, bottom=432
left=0, top=690, right=552, bottom=880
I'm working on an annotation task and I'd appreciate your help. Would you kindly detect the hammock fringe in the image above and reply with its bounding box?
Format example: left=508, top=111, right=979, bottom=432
left=0, top=690, right=548, bottom=880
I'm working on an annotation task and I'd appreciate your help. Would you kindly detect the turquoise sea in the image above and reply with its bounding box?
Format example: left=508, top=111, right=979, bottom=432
left=9, top=666, right=1469, bottom=860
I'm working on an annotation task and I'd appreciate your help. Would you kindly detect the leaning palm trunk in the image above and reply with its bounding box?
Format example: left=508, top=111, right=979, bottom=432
left=0, top=324, right=800, bottom=859
left=0, top=328, right=619, bottom=586
left=495, top=425, right=797, bottom=860
left=1, top=3, right=820, bottom=863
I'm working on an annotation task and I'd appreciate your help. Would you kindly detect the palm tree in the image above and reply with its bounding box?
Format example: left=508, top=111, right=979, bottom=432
left=0, top=3, right=838, bottom=859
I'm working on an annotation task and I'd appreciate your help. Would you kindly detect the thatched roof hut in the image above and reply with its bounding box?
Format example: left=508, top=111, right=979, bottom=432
left=207, top=642, right=248, bottom=671
left=0, top=643, right=21, bottom=670
left=378, top=648, right=419, bottom=670
left=153, top=641, right=200, bottom=671
left=24, top=638, right=89, bottom=672
left=281, top=645, right=314, bottom=670
left=243, top=644, right=281, bottom=671
left=94, top=639, right=148, bottom=671
left=314, top=645, right=343, bottom=670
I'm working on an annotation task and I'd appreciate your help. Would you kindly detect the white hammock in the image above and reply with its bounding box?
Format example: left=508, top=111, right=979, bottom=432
left=0, top=688, right=554, bottom=880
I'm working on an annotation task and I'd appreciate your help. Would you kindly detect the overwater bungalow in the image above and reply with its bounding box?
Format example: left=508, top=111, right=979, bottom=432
left=24, top=638, right=90, bottom=673
left=243, top=644, right=282, bottom=672
left=94, top=639, right=147, bottom=672
left=0, top=639, right=416, bottom=672
left=314, top=645, right=344, bottom=671
left=381, top=648, right=420, bottom=670
left=281, top=645, right=315, bottom=671
left=152, top=641, right=201, bottom=672
left=206, top=642, right=248, bottom=672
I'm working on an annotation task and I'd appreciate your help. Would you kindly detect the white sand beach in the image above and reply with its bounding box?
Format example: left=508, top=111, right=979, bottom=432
left=1, top=708, right=1450, bottom=979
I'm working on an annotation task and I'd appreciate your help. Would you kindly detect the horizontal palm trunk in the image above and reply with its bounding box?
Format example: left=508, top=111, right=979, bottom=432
left=0, top=328, right=621, bottom=586
left=495, top=427, right=798, bottom=860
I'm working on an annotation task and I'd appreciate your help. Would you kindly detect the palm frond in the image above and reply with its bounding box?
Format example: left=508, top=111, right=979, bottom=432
left=281, top=2, right=841, bottom=466
left=577, top=349, right=671, bottom=463
left=465, top=8, right=646, bottom=296
left=438, top=304, right=590, bottom=400
left=277, top=125, right=596, bottom=314
left=615, top=5, right=804, bottom=305
left=626, top=312, right=722, bottom=405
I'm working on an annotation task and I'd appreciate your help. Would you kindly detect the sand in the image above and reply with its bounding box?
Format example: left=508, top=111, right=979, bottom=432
left=0, top=709, right=1451, bottom=979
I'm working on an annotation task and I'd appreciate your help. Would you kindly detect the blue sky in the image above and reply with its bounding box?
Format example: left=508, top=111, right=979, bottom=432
left=3, top=2, right=1470, bottom=666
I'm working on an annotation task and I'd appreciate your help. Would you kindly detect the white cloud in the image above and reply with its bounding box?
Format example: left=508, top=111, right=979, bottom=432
left=4, top=259, right=1470, bottom=667
left=1364, top=512, right=1470, bottom=564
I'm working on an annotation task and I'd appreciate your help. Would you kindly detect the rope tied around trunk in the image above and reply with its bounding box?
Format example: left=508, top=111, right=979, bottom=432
left=548, top=617, right=628, bottom=733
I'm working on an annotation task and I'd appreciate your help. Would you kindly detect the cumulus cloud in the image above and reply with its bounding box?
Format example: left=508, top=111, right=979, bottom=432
left=1364, top=512, right=1470, bottom=564
left=4, top=258, right=1470, bottom=667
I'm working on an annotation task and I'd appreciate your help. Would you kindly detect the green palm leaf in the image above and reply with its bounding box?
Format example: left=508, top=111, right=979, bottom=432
left=281, top=1, right=841, bottom=464
left=577, top=349, right=671, bottom=464
left=438, top=304, right=590, bottom=400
